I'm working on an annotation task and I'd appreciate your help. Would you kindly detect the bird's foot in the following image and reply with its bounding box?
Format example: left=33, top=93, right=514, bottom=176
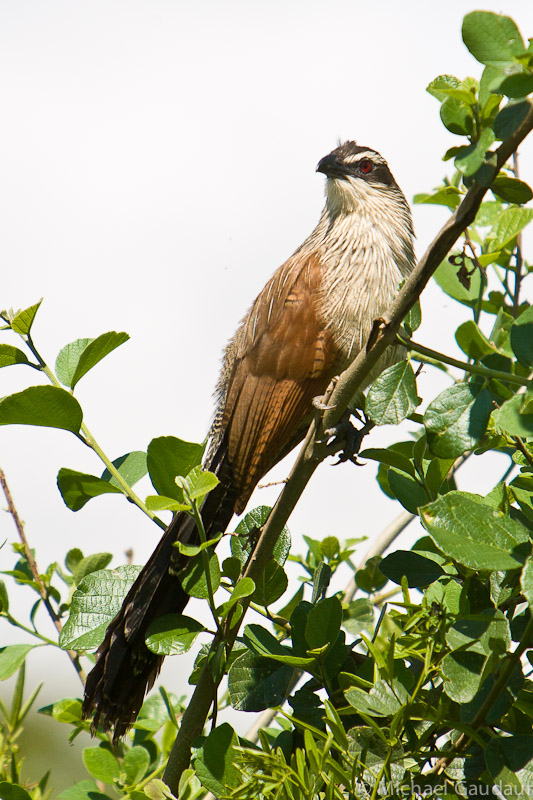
left=312, top=396, right=336, bottom=412
left=323, top=409, right=374, bottom=465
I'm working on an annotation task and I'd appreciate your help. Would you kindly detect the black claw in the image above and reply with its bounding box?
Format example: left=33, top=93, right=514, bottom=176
left=323, top=409, right=374, bottom=465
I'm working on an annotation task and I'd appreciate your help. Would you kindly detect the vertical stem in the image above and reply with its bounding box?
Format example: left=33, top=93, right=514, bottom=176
left=512, top=151, right=524, bottom=314
left=189, top=500, right=221, bottom=631
left=0, top=468, right=86, bottom=685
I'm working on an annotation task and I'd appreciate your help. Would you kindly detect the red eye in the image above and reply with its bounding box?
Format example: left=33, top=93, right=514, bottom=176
left=359, top=159, right=373, bottom=174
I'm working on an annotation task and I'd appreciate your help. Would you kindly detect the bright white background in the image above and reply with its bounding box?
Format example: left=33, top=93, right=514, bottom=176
left=0, top=1, right=532, bottom=790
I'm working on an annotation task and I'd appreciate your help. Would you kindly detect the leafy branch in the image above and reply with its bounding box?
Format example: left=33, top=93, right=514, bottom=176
left=0, top=468, right=86, bottom=684
left=399, top=334, right=532, bottom=386
left=162, top=99, right=533, bottom=795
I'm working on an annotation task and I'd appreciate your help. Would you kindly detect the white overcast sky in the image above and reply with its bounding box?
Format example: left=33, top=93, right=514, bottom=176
left=0, top=0, right=532, bottom=768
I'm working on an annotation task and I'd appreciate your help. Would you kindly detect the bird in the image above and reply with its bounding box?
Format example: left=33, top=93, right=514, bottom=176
left=82, top=141, right=416, bottom=739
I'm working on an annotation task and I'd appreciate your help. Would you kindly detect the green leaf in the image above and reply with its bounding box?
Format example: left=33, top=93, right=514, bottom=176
left=251, top=560, right=288, bottom=607
left=228, top=649, right=295, bottom=711
left=193, top=723, right=241, bottom=796
left=221, top=556, right=242, bottom=584
left=511, top=305, right=533, bottom=368
left=342, top=599, right=374, bottom=636
left=413, top=186, right=462, bottom=209
left=243, top=624, right=301, bottom=663
left=424, top=382, right=493, bottom=458
left=101, top=451, right=148, bottom=488
left=0, top=386, right=83, bottom=434
left=480, top=65, right=505, bottom=106
left=135, top=691, right=184, bottom=733
left=359, top=447, right=415, bottom=477
left=420, top=491, right=531, bottom=570
left=311, top=561, right=331, bottom=604
left=493, top=395, right=533, bottom=438
left=82, top=746, right=120, bottom=783
left=442, top=145, right=469, bottom=161
left=366, top=361, right=420, bottom=426
left=176, top=532, right=223, bottom=557
left=121, top=746, right=151, bottom=787
left=454, top=128, right=495, bottom=177
left=147, top=436, right=205, bottom=501
left=462, top=12, right=524, bottom=67
left=0, top=783, right=33, bottom=800
left=491, top=176, right=533, bottom=204
left=0, top=580, right=9, bottom=613
left=57, top=780, right=112, bottom=800
left=55, top=338, right=93, bottom=387
left=346, top=679, right=410, bottom=717
left=520, top=389, right=533, bottom=415
left=425, top=456, right=455, bottom=495
left=490, top=308, right=515, bottom=355
left=145, top=495, right=190, bottom=512
left=356, top=556, right=387, bottom=594
left=509, top=475, right=533, bottom=522
left=142, top=779, right=178, bottom=800
left=484, top=735, right=533, bottom=799
left=0, top=344, right=30, bottom=368
left=72, top=553, right=113, bottom=585
left=490, top=206, right=533, bottom=252
left=39, top=697, right=83, bottom=725
left=65, top=548, right=84, bottom=573
left=10, top=300, right=43, bottom=335
left=305, top=596, right=342, bottom=653
left=495, top=73, right=533, bottom=99
left=217, top=577, right=255, bottom=619
left=347, top=728, right=405, bottom=786
left=425, top=576, right=462, bottom=615
left=379, top=550, right=444, bottom=588
left=442, top=649, right=487, bottom=703
left=179, top=465, right=219, bottom=501
left=232, top=506, right=291, bottom=567
left=176, top=770, right=202, bottom=800
left=0, top=645, right=37, bottom=680
left=427, top=74, right=465, bottom=101
left=59, top=565, right=141, bottom=650
left=145, top=614, right=205, bottom=656
left=320, top=536, right=340, bottom=560
left=455, top=321, right=495, bottom=360
left=63, top=332, right=130, bottom=389
left=463, top=663, right=523, bottom=727
left=433, top=257, right=482, bottom=306
left=440, top=97, right=474, bottom=136
left=426, top=74, right=461, bottom=101
left=447, top=611, right=511, bottom=657
left=403, top=299, right=422, bottom=335
left=179, top=552, right=220, bottom=600
left=387, top=469, right=428, bottom=514
left=57, top=468, right=122, bottom=511
left=521, top=559, right=533, bottom=609
left=494, top=100, right=531, bottom=140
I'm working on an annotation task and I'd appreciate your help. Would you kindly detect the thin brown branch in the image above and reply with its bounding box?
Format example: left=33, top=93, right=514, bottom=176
left=514, top=436, right=533, bottom=468
left=0, top=467, right=86, bottom=684
left=512, top=150, right=525, bottom=313
left=162, top=100, right=533, bottom=795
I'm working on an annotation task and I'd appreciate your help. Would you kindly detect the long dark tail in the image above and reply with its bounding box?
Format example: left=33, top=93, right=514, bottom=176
left=82, top=455, right=235, bottom=740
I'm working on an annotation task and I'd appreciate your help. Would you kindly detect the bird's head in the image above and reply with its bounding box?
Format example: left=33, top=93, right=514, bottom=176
left=317, top=141, right=404, bottom=216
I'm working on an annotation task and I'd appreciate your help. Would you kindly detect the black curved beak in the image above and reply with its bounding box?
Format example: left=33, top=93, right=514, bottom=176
left=316, top=153, right=346, bottom=179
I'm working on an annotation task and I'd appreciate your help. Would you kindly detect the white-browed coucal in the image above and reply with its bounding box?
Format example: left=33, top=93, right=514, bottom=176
left=82, top=141, right=416, bottom=739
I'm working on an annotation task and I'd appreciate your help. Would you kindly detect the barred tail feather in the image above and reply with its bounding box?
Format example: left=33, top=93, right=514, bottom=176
left=82, top=454, right=235, bottom=740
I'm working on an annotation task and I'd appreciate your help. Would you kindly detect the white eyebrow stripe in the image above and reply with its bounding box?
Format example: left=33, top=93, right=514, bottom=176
left=343, top=150, right=387, bottom=166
